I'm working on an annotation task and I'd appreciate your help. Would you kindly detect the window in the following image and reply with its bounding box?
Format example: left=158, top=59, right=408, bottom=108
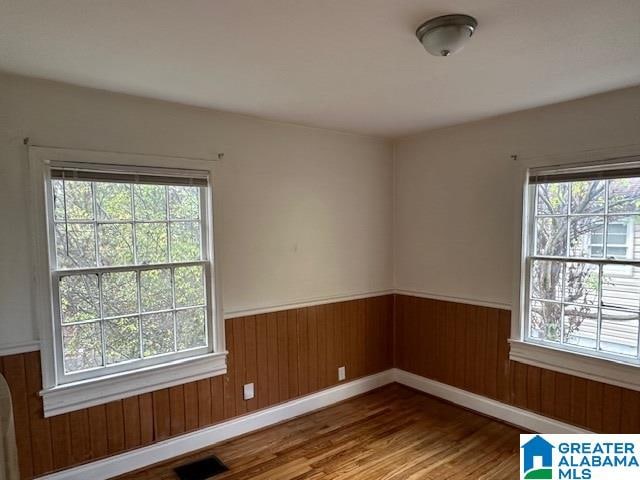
left=51, top=169, right=213, bottom=379
left=522, top=164, right=640, bottom=366
left=30, top=148, right=225, bottom=417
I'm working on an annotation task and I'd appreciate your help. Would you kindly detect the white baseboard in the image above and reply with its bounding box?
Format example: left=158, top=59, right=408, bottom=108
left=38, top=368, right=589, bottom=479
left=392, top=368, right=590, bottom=434
left=38, top=370, right=395, bottom=480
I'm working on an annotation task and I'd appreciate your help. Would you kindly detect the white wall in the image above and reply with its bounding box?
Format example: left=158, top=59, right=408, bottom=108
left=394, top=86, right=640, bottom=308
left=0, top=73, right=393, bottom=350
left=3, top=72, right=639, bottom=351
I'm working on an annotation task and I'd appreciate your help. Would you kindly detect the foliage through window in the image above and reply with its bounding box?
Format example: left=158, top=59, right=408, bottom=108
left=525, top=168, right=640, bottom=363
left=49, top=167, right=212, bottom=381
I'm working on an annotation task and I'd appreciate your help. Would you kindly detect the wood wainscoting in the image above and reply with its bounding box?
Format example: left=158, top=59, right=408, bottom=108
left=0, top=295, right=393, bottom=479
left=5, top=292, right=640, bottom=479
left=394, top=294, right=640, bottom=435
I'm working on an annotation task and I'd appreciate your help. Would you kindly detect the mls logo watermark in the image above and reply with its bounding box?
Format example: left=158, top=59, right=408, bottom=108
left=521, top=435, right=554, bottom=479
left=520, top=434, right=640, bottom=479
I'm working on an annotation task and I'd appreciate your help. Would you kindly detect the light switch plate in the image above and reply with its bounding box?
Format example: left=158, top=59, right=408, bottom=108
left=338, top=366, right=346, bottom=381
left=243, top=383, right=254, bottom=400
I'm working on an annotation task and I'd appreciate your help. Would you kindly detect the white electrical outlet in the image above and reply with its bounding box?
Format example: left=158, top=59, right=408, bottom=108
left=338, top=366, right=346, bottom=381
left=243, top=383, right=255, bottom=400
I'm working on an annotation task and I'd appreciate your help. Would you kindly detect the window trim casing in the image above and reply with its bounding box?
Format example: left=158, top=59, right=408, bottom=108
left=511, top=151, right=640, bottom=393
left=29, top=146, right=226, bottom=417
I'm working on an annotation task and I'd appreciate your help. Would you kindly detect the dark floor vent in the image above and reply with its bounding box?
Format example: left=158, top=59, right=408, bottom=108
left=174, top=455, right=229, bottom=480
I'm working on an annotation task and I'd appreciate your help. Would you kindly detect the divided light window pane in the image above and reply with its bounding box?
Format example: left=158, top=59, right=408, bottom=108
left=526, top=174, right=640, bottom=363
left=51, top=176, right=209, bottom=376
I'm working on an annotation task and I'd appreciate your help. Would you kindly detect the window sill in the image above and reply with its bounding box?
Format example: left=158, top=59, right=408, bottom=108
left=509, top=340, right=640, bottom=392
left=40, top=351, right=227, bottom=417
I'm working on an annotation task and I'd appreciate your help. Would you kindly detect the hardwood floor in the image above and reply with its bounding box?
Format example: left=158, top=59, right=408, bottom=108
left=113, top=384, right=521, bottom=480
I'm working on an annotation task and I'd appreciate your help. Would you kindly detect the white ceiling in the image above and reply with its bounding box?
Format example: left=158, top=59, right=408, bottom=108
left=1, top=0, right=639, bottom=137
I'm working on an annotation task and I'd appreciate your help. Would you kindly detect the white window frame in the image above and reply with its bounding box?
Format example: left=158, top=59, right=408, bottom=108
left=510, top=153, right=640, bottom=393
left=29, top=147, right=226, bottom=417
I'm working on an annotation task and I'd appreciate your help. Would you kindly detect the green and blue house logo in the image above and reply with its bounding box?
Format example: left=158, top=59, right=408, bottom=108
left=521, top=435, right=554, bottom=479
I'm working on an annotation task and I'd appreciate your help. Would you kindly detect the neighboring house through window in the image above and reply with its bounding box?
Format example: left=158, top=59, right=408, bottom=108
left=516, top=161, right=640, bottom=373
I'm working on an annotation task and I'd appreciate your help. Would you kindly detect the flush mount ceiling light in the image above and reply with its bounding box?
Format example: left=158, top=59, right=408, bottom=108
left=416, top=14, right=478, bottom=57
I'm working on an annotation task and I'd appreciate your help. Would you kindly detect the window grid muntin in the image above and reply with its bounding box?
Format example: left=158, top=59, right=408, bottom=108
left=53, top=184, right=202, bottom=271
left=527, top=177, right=640, bottom=364
left=57, top=263, right=209, bottom=375
left=50, top=177, right=211, bottom=382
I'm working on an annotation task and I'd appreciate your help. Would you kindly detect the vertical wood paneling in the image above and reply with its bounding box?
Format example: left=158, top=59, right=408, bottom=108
left=7, top=295, right=393, bottom=478
left=138, top=393, right=155, bottom=445
left=68, top=409, right=91, bottom=464
left=122, top=396, right=141, bottom=450
left=2, top=354, right=33, bottom=479
left=444, top=302, right=456, bottom=384
left=363, top=299, right=373, bottom=375
left=276, top=311, right=289, bottom=402
left=463, top=303, right=477, bottom=393
left=394, top=294, right=640, bottom=435
left=539, top=369, right=556, bottom=418
left=168, top=386, right=186, bottom=436
left=232, top=316, right=247, bottom=416
left=223, top=319, right=236, bottom=419
left=511, top=362, right=528, bottom=409
left=307, top=306, right=319, bottom=393
left=105, top=400, right=125, bottom=454
left=496, top=309, right=511, bottom=404
left=458, top=303, right=472, bottom=390
left=621, top=389, right=640, bottom=434
left=287, top=309, right=299, bottom=398
left=196, top=379, right=212, bottom=428
left=243, top=315, right=258, bottom=412
left=434, top=301, right=447, bottom=383
left=317, top=304, right=328, bottom=390
left=324, top=304, right=335, bottom=388
left=602, top=384, right=622, bottom=433
left=334, top=303, right=344, bottom=381
left=11, top=293, right=637, bottom=479
left=526, top=366, right=541, bottom=413
left=87, top=404, right=108, bottom=459
left=20, top=293, right=640, bottom=476
left=570, top=377, right=587, bottom=428
left=23, top=351, right=53, bottom=475
left=423, top=299, right=435, bottom=379
left=265, top=312, right=280, bottom=406
left=49, top=414, right=71, bottom=470
left=255, top=315, right=269, bottom=410
left=386, top=296, right=394, bottom=368
left=554, top=373, right=573, bottom=422
left=474, top=307, right=488, bottom=395
left=355, top=300, right=365, bottom=378
left=152, top=389, right=171, bottom=441
left=210, top=375, right=224, bottom=423
left=183, top=382, right=199, bottom=431
left=402, top=297, right=414, bottom=375
left=394, top=296, right=405, bottom=370
left=484, top=308, right=499, bottom=399
left=297, top=308, right=309, bottom=395
left=585, top=381, right=604, bottom=432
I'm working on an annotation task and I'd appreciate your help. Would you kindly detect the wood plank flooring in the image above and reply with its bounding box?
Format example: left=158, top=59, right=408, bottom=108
left=113, top=384, right=521, bottom=480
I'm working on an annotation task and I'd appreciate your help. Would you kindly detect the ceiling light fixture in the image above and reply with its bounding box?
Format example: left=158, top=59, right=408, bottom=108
left=416, top=14, right=478, bottom=57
